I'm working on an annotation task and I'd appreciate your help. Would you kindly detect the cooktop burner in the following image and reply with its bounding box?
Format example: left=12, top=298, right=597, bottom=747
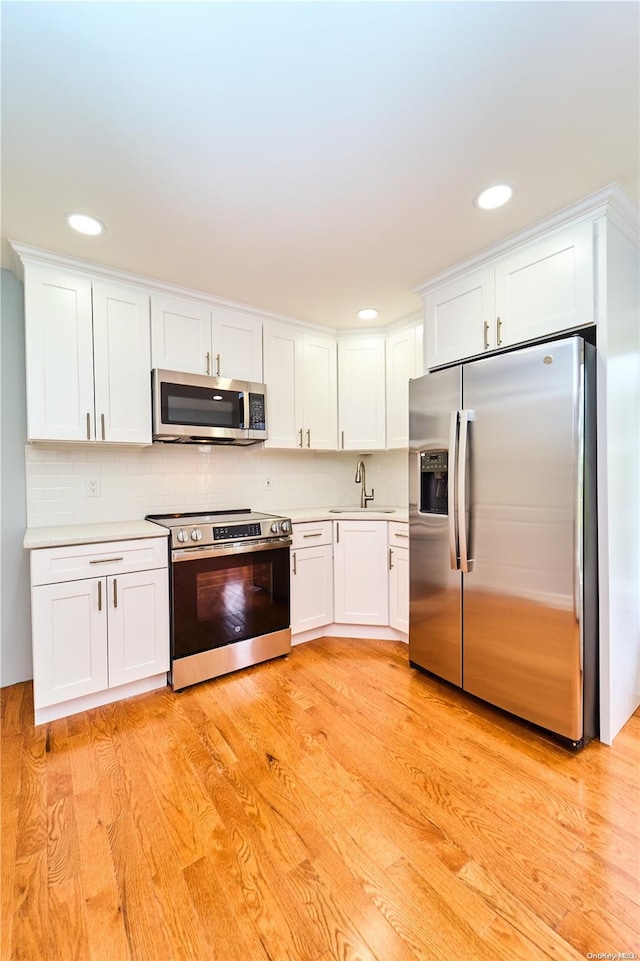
left=146, top=508, right=291, bottom=549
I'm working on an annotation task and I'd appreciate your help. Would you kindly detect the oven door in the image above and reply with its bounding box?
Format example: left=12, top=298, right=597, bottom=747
left=171, top=540, right=291, bottom=660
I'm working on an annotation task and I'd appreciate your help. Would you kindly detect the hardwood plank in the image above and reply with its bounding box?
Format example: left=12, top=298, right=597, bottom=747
left=2, top=641, right=638, bottom=961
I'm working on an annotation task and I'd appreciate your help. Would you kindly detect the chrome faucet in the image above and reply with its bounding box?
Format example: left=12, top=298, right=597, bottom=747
left=355, top=459, right=375, bottom=508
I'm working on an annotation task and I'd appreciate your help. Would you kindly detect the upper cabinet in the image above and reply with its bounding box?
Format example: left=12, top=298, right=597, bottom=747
left=385, top=321, right=424, bottom=449
left=24, top=264, right=151, bottom=444
left=151, top=294, right=263, bottom=383
left=263, top=323, right=337, bottom=450
left=338, top=334, right=386, bottom=450
left=423, top=220, right=595, bottom=369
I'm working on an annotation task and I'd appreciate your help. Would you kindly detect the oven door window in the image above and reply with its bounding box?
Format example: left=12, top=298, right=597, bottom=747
left=171, top=547, right=290, bottom=659
left=161, top=382, right=243, bottom=429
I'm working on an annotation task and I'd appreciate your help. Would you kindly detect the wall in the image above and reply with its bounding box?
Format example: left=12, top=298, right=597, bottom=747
left=596, top=219, right=640, bottom=743
left=0, top=269, right=32, bottom=686
left=25, top=446, right=407, bottom=526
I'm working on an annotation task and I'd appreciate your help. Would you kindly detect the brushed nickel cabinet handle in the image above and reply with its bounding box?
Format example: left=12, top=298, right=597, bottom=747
left=113, top=578, right=118, bottom=608
left=336, top=522, right=340, bottom=543
left=389, top=548, right=394, bottom=570
left=86, top=412, right=91, bottom=440
left=216, top=353, right=221, bottom=377
left=101, top=413, right=105, bottom=440
left=306, top=429, right=311, bottom=448
left=90, top=556, right=124, bottom=565
left=497, top=316, right=503, bottom=346
left=341, top=430, right=345, bottom=449
left=483, top=321, right=490, bottom=350
left=302, top=532, right=322, bottom=538
left=206, top=351, right=211, bottom=375
left=97, top=580, right=102, bottom=612
left=394, top=531, right=409, bottom=539
left=298, top=428, right=303, bottom=448
left=292, top=552, right=297, bottom=575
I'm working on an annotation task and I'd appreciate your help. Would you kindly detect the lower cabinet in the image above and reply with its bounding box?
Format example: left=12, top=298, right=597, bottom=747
left=333, top=519, right=389, bottom=625
left=30, top=537, right=169, bottom=722
left=291, top=522, right=334, bottom=634
left=388, top=523, right=410, bottom=633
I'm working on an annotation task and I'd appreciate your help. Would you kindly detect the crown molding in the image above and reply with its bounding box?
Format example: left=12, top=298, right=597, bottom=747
left=411, top=182, right=639, bottom=298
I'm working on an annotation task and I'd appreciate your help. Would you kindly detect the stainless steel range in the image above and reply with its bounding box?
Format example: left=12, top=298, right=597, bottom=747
left=146, top=509, right=292, bottom=691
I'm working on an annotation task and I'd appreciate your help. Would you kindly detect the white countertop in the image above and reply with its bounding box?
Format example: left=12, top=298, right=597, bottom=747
left=282, top=506, right=408, bottom=523
left=24, top=519, right=169, bottom=550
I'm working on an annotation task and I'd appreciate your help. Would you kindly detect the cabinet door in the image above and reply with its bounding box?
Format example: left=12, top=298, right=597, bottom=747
left=389, top=546, right=409, bottom=633
left=211, top=308, right=263, bottom=383
left=386, top=324, right=421, bottom=449
left=333, top=520, right=388, bottom=624
left=24, top=264, right=94, bottom=442
left=291, top=544, right=334, bottom=633
left=150, top=295, right=212, bottom=374
left=263, top=323, right=304, bottom=448
left=495, top=221, right=595, bottom=348
left=107, top=569, right=169, bottom=688
left=31, top=579, right=108, bottom=709
left=338, top=336, right=386, bottom=450
left=92, top=282, right=152, bottom=444
left=302, top=333, right=337, bottom=450
left=424, top=267, right=495, bottom=369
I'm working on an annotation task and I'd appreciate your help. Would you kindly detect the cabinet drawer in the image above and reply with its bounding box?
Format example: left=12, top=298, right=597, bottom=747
left=31, top=537, right=168, bottom=586
left=388, top=522, right=409, bottom=546
left=292, top=521, right=333, bottom=549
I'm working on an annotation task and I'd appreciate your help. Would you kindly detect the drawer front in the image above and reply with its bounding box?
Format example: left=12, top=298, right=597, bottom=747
left=292, top=520, right=333, bottom=549
left=388, top=522, right=409, bottom=546
left=31, top=537, right=169, bottom=586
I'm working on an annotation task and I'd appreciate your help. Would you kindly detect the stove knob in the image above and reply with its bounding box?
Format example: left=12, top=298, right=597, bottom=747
left=176, top=529, right=188, bottom=543
left=270, top=521, right=280, bottom=533
left=191, top=528, right=203, bottom=542
left=281, top=520, right=291, bottom=534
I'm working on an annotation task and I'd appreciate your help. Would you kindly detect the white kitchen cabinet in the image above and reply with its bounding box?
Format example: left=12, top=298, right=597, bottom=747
left=423, top=220, right=595, bottom=369
left=30, top=537, right=169, bottom=723
left=333, top=519, right=388, bottom=625
left=388, top=523, right=409, bottom=634
left=338, top=335, right=386, bottom=451
left=263, top=322, right=337, bottom=450
left=386, top=322, right=424, bottom=449
left=291, top=521, right=334, bottom=634
left=24, top=265, right=151, bottom=444
left=151, top=294, right=263, bottom=383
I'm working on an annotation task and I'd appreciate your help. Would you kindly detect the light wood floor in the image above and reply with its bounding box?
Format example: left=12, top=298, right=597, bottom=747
left=2, top=637, right=639, bottom=961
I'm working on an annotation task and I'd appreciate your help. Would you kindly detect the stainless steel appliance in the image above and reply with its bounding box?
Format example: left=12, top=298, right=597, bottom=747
left=409, top=336, right=598, bottom=747
left=146, top=509, right=291, bottom=690
left=152, top=369, right=267, bottom=444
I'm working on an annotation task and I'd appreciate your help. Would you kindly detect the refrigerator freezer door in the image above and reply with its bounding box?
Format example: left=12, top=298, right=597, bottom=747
left=409, top=367, right=463, bottom=686
left=461, top=338, right=584, bottom=740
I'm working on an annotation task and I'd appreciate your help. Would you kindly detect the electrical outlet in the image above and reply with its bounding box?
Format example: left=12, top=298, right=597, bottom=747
left=264, top=477, right=272, bottom=490
left=86, top=477, right=101, bottom=497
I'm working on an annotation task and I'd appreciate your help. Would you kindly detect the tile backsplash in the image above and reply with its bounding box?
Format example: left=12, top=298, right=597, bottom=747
left=25, top=444, right=408, bottom=526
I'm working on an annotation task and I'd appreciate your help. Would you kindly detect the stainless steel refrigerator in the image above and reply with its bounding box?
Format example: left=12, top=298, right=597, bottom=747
left=408, top=336, right=598, bottom=747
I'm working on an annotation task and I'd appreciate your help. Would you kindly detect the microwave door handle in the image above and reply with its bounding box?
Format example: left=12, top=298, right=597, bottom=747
left=239, top=391, right=246, bottom=428
left=448, top=411, right=460, bottom=571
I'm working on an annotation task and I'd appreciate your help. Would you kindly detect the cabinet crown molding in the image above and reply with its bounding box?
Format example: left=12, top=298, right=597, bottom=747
left=412, top=182, right=639, bottom=299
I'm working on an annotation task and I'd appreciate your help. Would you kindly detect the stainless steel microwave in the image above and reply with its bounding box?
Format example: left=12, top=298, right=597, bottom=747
left=152, top=369, right=267, bottom=445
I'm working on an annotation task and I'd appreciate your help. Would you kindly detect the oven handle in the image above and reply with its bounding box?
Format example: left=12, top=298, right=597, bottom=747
left=172, top=537, right=291, bottom=562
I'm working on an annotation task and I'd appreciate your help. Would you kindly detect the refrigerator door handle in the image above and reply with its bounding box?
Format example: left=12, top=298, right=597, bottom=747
left=448, top=411, right=460, bottom=571
left=458, top=409, right=474, bottom=573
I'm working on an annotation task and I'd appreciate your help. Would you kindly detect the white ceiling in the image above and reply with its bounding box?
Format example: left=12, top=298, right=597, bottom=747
left=2, top=1, right=638, bottom=329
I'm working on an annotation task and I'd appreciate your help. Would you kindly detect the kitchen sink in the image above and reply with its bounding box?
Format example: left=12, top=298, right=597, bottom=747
left=329, top=507, right=395, bottom=513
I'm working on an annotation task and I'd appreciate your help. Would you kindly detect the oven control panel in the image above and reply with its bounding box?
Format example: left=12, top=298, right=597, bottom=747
left=213, top=523, right=261, bottom=541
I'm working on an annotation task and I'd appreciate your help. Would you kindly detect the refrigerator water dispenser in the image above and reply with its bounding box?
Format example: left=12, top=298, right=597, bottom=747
left=419, top=450, right=448, bottom=514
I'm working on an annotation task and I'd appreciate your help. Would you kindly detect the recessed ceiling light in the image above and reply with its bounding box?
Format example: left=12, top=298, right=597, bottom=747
left=66, top=213, right=105, bottom=236
left=474, top=184, right=513, bottom=210
left=357, top=308, right=379, bottom=321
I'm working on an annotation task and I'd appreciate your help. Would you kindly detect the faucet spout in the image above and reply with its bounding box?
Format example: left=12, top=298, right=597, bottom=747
left=354, top=459, right=375, bottom=509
